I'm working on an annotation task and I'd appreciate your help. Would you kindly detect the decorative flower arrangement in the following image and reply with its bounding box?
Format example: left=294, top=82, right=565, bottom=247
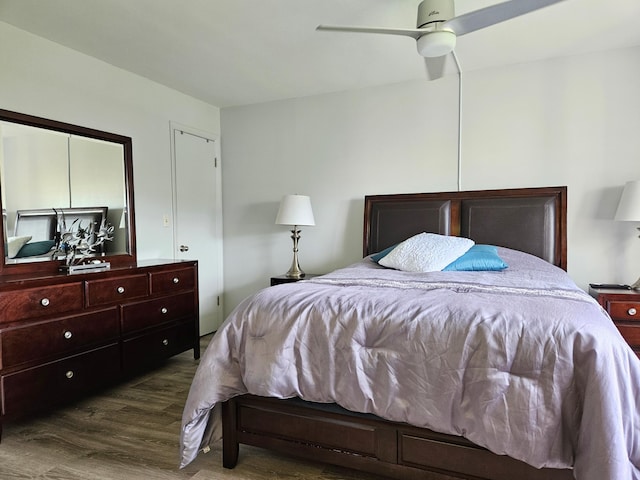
left=51, top=209, right=114, bottom=266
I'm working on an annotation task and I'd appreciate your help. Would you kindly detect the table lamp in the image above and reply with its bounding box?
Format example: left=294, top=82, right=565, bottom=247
left=615, top=180, right=640, bottom=290
left=275, top=194, right=315, bottom=278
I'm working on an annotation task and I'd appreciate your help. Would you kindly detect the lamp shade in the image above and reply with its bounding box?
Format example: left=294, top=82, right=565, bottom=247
left=275, top=195, right=315, bottom=226
left=615, top=180, right=640, bottom=221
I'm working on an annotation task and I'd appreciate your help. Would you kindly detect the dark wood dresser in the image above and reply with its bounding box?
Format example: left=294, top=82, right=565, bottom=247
left=0, top=259, right=199, bottom=437
left=589, top=286, right=640, bottom=357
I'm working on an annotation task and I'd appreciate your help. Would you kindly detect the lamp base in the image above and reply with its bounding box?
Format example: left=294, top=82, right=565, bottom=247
left=284, top=268, right=305, bottom=279
left=284, top=226, right=305, bottom=279
left=632, top=276, right=640, bottom=291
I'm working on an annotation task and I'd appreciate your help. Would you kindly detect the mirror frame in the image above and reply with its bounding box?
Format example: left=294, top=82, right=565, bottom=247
left=0, top=108, right=136, bottom=276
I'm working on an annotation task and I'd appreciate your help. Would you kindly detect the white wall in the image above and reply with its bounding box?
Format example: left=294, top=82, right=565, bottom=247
left=221, top=46, right=640, bottom=314
left=3, top=20, right=639, bottom=320
left=0, top=22, right=221, bottom=261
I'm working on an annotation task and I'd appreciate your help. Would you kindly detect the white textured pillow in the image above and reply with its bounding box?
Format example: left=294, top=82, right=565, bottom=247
left=379, top=233, right=474, bottom=272
left=7, top=235, right=32, bottom=259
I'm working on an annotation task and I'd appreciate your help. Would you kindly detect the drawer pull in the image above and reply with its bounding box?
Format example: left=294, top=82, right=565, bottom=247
left=117, top=286, right=125, bottom=294
left=63, top=330, right=73, bottom=339
left=161, top=307, right=168, bottom=314
left=162, top=339, right=169, bottom=346
left=65, top=370, right=74, bottom=379
left=41, top=298, right=50, bottom=307
left=629, top=308, right=638, bottom=316
left=173, top=277, right=180, bottom=284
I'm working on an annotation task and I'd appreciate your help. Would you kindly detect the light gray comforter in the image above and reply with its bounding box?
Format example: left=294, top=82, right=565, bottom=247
left=180, top=248, right=640, bottom=480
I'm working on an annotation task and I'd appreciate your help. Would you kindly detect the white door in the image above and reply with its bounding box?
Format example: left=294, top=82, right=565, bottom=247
left=172, top=127, right=223, bottom=335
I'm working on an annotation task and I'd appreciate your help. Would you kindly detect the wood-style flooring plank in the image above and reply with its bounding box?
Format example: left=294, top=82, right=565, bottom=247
left=0, top=336, right=388, bottom=480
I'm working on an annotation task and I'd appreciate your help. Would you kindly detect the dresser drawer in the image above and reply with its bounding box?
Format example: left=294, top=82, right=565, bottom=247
left=0, top=307, right=119, bottom=369
left=614, top=324, right=640, bottom=349
left=0, top=283, right=83, bottom=324
left=85, top=274, right=148, bottom=307
left=122, top=321, right=195, bottom=372
left=121, top=291, right=196, bottom=334
left=150, top=267, right=196, bottom=295
left=1, top=343, right=120, bottom=417
left=607, top=301, right=640, bottom=321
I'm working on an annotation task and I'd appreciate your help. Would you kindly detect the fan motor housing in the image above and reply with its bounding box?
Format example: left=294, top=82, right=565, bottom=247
left=417, top=0, right=454, bottom=28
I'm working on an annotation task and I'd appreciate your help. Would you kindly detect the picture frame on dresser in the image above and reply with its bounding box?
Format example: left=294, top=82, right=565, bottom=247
left=0, top=110, right=201, bottom=440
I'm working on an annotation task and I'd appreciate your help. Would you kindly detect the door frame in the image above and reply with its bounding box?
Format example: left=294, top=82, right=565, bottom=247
left=169, top=121, right=224, bottom=331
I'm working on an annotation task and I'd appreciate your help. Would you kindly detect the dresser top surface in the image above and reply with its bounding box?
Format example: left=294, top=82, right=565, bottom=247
left=0, top=259, right=197, bottom=288
left=589, top=286, right=640, bottom=297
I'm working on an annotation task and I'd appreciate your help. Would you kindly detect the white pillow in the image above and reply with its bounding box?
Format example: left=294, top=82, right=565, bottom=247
left=379, top=232, right=474, bottom=273
left=6, top=235, right=32, bottom=259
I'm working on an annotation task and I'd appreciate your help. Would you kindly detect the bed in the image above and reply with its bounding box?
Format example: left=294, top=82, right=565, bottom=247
left=6, top=206, right=108, bottom=260
left=180, top=186, right=640, bottom=480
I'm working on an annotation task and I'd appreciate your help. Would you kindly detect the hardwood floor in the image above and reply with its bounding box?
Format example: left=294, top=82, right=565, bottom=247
left=0, top=336, right=386, bottom=480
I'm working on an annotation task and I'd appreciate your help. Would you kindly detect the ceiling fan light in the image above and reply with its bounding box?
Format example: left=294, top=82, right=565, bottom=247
left=417, top=30, right=456, bottom=58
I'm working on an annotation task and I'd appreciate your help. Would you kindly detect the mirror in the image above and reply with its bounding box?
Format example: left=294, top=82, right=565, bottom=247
left=0, top=109, right=136, bottom=275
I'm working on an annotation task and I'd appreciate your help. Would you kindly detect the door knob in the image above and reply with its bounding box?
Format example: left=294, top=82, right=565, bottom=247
left=179, top=245, right=189, bottom=252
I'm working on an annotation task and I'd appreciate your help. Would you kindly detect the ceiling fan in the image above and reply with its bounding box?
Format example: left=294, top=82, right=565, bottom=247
left=317, top=0, right=566, bottom=79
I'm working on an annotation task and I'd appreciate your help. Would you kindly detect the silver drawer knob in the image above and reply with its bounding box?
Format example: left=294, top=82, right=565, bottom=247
left=63, top=330, right=73, bottom=339
left=162, top=339, right=169, bottom=346
left=173, top=277, right=180, bottom=284
left=629, top=308, right=638, bottom=316
left=65, top=370, right=74, bottom=379
left=161, top=307, right=168, bottom=314
left=41, top=298, right=50, bottom=307
left=117, top=286, right=125, bottom=294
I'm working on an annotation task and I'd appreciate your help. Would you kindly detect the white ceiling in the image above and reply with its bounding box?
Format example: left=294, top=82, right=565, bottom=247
left=1, top=0, right=639, bottom=108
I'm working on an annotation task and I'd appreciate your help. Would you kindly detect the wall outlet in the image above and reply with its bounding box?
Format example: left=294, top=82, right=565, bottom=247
left=162, top=214, right=170, bottom=227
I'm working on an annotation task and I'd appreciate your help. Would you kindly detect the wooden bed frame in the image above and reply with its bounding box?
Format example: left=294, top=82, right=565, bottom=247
left=222, top=186, right=572, bottom=480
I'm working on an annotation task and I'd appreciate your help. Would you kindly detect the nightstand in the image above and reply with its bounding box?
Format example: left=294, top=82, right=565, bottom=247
left=270, top=274, right=320, bottom=286
left=589, top=286, right=640, bottom=357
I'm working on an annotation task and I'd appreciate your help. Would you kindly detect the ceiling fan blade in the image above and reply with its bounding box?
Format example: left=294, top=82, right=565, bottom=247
left=424, top=55, right=447, bottom=81
left=444, top=0, right=566, bottom=36
left=317, top=24, right=424, bottom=40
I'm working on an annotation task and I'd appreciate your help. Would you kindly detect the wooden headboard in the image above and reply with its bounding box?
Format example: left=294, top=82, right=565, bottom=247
left=363, top=186, right=567, bottom=270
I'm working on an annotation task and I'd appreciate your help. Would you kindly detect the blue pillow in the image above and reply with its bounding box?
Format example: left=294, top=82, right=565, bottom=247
left=370, top=244, right=397, bottom=263
left=442, top=244, right=508, bottom=271
left=15, top=240, right=56, bottom=258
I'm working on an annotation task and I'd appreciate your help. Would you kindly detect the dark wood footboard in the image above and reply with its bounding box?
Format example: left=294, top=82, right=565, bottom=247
left=222, top=395, right=573, bottom=480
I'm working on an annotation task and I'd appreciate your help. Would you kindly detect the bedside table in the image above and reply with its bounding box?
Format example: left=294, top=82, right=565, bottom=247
left=589, top=286, right=640, bottom=357
left=270, top=274, right=320, bottom=286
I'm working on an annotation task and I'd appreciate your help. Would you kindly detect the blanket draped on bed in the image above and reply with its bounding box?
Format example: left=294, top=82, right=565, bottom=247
left=180, top=248, right=640, bottom=480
